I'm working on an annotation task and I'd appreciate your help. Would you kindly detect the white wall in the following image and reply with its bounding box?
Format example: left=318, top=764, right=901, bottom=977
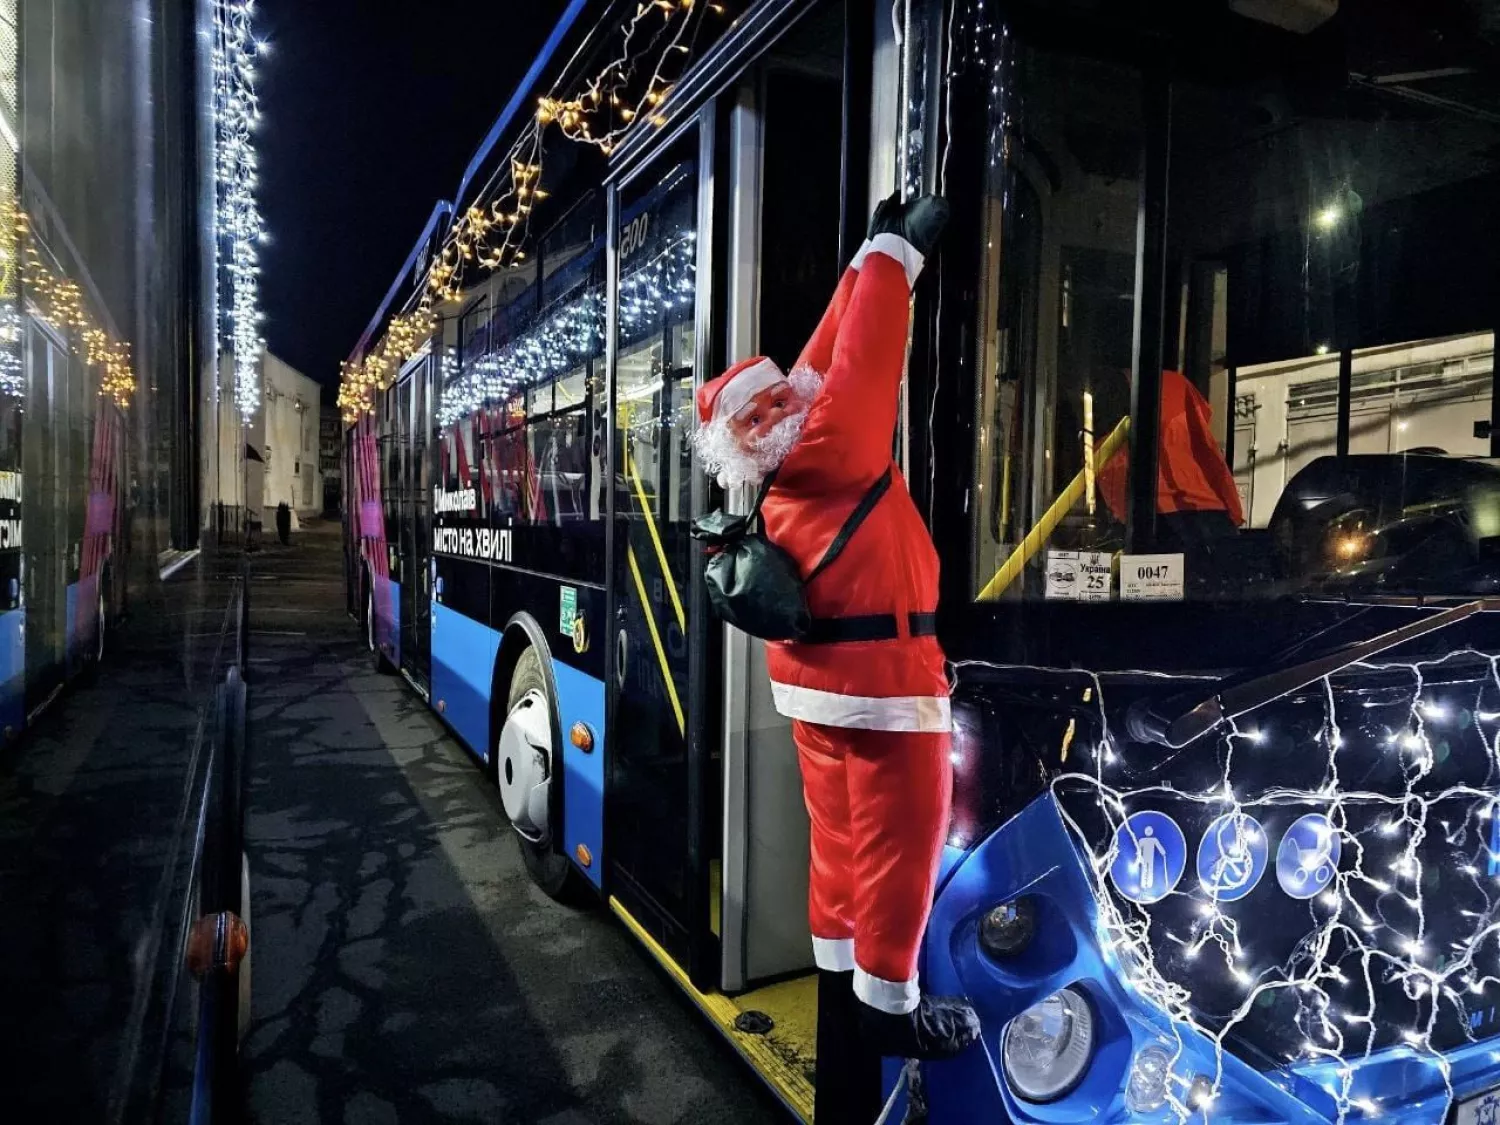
left=249, top=351, right=322, bottom=521
left=1233, top=333, right=1494, bottom=527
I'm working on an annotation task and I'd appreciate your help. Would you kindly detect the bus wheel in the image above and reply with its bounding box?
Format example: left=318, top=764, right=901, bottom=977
left=498, top=646, right=574, bottom=899
left=80, top=574, right=108, bottom=685
left=366, top=581, right=393, bottom=674
left=238, top=850, right=253, bottom=1046
left=95, top=580, right=107, bottom=664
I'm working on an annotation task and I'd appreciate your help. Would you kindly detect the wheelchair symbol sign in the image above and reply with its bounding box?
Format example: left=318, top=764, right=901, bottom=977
left=1197, top=813, right=1268, bottom=902
left=1109, top=811, right=1187, bottom=905
left=1276, top=814, right=1341, bottom=900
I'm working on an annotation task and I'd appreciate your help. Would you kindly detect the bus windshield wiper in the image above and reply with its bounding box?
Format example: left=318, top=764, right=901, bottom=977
left=1126, top=599, right=1493, bottom=749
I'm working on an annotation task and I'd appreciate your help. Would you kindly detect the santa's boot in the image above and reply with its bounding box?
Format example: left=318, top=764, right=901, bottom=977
left=857, top=994, right=981, bottom=1061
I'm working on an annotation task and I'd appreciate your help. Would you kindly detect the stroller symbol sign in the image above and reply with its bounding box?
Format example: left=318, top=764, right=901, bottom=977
left=1196, top=813, right=1268, bottom=902
left=1276, top=814, right=1342, bottom=900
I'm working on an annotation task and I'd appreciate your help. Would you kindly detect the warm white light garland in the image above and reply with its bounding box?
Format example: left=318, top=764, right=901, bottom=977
left=213, top=0, right=267, bottom=421
left=339, top=0, right=731, bottom=421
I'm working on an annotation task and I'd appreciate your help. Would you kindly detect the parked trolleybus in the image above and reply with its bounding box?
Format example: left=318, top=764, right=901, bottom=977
left=348, top=0, right=1500, bottom=1119
left=3, top=0, right=254, bottom=1119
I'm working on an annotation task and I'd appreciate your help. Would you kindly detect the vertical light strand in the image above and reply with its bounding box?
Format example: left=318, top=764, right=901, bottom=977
left=0, top=0, right=20, bottom=400
left=213, top=0, right=267, bottom=421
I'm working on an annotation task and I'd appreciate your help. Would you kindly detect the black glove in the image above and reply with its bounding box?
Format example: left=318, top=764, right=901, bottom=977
left=868, top=192, right=951, bottom=258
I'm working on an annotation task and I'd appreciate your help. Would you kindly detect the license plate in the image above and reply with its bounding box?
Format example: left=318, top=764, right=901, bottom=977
left=1456, top=1087, right=1500, bottom=1125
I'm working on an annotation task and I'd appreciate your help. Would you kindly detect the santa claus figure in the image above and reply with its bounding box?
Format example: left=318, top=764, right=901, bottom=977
left=693, top=195, right=980, bottom=1061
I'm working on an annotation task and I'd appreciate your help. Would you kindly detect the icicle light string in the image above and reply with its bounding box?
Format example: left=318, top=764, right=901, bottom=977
left=214, top=0, right=268, bottom=421
left=436, top=229, right=696, bottom=428
left=949, top=646, right=1500, bottom=1123
left=339, top=0, right=732, bottom=422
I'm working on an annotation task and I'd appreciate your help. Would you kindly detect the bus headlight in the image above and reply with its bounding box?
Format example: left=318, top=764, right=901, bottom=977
left=1125, top=1044, right=1174, bottom=1114
left=1001, top=987, right=1095, bottom=1103
left=979, top=897, right=1036, bottom=958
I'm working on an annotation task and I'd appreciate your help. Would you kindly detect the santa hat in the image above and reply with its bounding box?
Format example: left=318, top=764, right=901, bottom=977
left=696, top=356, right=785, bottom=425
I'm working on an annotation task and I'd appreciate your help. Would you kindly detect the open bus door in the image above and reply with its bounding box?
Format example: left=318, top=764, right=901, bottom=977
left=604, top=101, right=836, bottom=1125
left=24, top=319, right=69, bottom=713
left=395, top=355, right=433, bottom=692
left=605, top=3, right=883, bottom=1119
left=604, top=122, right=718, bottom=984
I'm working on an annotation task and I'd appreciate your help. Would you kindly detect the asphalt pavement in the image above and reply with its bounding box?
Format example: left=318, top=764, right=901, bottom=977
left=243, top=521, right=782, bottom=1125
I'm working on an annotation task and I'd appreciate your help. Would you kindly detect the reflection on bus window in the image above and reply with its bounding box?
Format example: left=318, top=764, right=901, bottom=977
left=971, top=21, right=1500, bottom=601
left=1234, top=335, right=1495, bottom=528
left=1167, top=44, right=1500, bottom=600
left=435, top=196, right=606, bottom=531
left=615, top=159, right=697, bottom=526
left=970, top=47, right=1142, bottom=598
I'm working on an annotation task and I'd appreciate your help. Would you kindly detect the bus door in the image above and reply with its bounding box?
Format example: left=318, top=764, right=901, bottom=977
left=605, top=120, right=718, bottom=984
left=716, top=0, right=855, bottom=995
left=396, top=356, right=433, bottom=691
left=23, top=319, right=67, bottom=711
left=343, top=425, right=357, bottom=618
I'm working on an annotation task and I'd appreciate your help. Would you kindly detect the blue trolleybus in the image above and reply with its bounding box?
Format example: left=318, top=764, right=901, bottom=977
left=346, top=0, right=1500, bottom=1120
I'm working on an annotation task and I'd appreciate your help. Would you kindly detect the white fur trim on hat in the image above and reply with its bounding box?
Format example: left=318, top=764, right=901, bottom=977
left=851, top=232, right=925, bottom=288
left=713, top=357, right=785, bottom=422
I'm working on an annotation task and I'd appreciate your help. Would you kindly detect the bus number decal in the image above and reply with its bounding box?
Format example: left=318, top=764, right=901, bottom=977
left=1119, top=553, right=1185, bottom=602
left=620, top=213, right=651, bottom=261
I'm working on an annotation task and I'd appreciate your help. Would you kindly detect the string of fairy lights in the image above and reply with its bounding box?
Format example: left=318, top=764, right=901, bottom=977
left=0, top=2, right=262, bottom=418
left=436, top=228, right=696, bottom=428
left=955, top=646, right=1500, bottom=1124
left=213, top=0, right=268, bottom=421
left=0, top=0, right=18, bottom=402
left=338, top=0, right=731, bottom=422
left=12, top=0, right=266, bottom=414
left=4, top=202, right=135, bottom=407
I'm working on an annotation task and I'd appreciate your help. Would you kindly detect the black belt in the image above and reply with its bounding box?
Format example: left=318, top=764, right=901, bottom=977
left=802, top=612, right=938, bottom=644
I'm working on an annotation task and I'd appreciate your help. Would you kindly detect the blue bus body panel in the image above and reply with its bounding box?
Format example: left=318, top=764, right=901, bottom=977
left=0, top=607, right=22, bottom=730
left=915, top=793, right=1500, bottom=1123
left=65, top=581, right=76, bottom=668
left=376, top=576, right=400, bottom=668
left=430, top=601, right=499, bottom=763
left=70, top=575, right=98, bottom=671
left=551, top=658, right=604, bottom=889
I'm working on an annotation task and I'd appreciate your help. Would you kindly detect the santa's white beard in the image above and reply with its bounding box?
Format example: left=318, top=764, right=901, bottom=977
left=694, top=367, right=822, bottom=489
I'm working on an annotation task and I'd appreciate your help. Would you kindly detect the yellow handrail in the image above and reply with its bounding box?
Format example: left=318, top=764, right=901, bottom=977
left=977, top=416, right=1132, bottom=601
left=625, top=449, right=686, bottom=632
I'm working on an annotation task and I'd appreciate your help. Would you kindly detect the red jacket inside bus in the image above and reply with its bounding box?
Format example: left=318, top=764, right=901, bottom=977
left=1098, top=369, right=1244, bottom=525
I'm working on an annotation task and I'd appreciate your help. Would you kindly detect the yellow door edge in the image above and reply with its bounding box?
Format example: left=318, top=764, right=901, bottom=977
left=609, top=897, right=815, bottom=1123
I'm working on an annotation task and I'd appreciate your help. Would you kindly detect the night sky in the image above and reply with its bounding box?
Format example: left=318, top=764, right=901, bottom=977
left=255, top=0, right=569, bottom=394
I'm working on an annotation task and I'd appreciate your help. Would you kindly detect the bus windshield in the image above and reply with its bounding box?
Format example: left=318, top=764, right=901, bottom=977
left=969, top=3, right=1500, bottom=605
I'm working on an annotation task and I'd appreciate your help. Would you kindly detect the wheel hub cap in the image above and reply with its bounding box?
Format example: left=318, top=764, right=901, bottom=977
left=497, top=688, right=551, bottom=841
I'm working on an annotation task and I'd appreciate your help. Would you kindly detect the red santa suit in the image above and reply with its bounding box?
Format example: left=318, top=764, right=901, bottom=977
left=699, top=233, right=951, bottom=1016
